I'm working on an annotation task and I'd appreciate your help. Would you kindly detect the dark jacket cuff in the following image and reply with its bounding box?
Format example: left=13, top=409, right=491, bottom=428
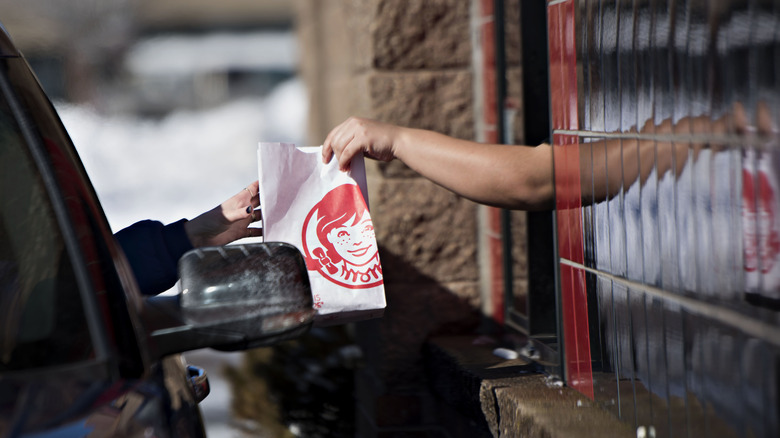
left=115, top=219, right=194, bottom=295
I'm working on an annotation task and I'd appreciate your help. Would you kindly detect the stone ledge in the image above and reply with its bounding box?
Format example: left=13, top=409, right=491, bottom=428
left=424, top=336, right=636, bottom=438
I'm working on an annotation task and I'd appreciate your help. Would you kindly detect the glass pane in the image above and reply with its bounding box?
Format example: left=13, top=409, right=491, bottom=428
left=0, top=58, right=93, bottom=371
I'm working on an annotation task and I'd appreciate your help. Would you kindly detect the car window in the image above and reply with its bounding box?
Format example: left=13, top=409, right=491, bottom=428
left=0, top=59, right=93, bottom=371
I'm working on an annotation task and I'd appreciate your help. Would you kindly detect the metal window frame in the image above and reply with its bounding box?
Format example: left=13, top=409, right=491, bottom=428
left=495, top=0, right=563, bottom=378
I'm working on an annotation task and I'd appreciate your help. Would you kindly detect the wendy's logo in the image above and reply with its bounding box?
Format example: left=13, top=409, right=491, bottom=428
left=302, top=184, right=383, bottom=289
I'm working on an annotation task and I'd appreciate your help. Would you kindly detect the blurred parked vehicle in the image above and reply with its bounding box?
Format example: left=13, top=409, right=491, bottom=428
left=0, top=21, right=314, bottom=438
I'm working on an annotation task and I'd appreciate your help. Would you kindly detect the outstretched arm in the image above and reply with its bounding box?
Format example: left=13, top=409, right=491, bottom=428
left=116, top=181, right=262, bottom=295
left=184, top=180, right=262, bottom=247
left=582, top=106, right=750, bottom=204
left=323, top=117, right=555, bottom=211
left=323, top=104, right=751, bottom=212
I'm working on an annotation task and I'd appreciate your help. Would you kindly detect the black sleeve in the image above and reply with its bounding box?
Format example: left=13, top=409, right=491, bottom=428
left=114, top=219, right=194, bottom=295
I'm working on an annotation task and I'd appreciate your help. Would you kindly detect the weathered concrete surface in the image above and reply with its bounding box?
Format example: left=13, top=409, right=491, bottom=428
left=367, top=70, right=475, bottom=139
left=493, top=378, right=635, bottom=438
left=374, top=179, right=479, bottom=284
left=426, top=336, right=636, bottom=438
left=371, top=0, right=472, bottom=70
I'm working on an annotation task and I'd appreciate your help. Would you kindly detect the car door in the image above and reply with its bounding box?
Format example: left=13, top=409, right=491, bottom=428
left=0, top=25, right=206, bottom=438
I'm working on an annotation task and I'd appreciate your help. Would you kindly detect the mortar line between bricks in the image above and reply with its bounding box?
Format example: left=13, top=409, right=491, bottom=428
left=372, top=68, right=477, bottom=75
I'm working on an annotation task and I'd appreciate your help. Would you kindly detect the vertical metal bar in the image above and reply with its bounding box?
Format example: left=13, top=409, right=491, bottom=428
left=523, top=3, right=558, bottom=333
left=492, top=0, right=517, bottom=336
left=517, top=0, right=560, bottom=376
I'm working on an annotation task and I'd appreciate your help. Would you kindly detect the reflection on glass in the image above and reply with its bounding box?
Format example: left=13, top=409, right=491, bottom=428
left=560, top=0, right=780, bottom=436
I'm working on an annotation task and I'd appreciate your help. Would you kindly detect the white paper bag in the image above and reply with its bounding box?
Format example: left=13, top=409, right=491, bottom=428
left=257, top=142, right=386, bottom=325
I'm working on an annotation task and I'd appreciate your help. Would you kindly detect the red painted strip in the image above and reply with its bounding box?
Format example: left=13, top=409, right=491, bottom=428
left=478, top=0, right=504, bottom=323
left=564, top=135, right=584, bottom=265
left=548, top=4, right=564, bottom=130
left=560, top=264, right=593, bottom=398
left=549, top=0, right=593, bottom=399
left=571, top=266, right=594, bottom=398
left=554, top=135, right=571, bottom=261
left=563, top=3, right=579, bottom=131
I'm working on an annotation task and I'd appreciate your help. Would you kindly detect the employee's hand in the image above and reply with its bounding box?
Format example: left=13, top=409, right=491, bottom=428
left=323, top=117, right=400, bottom=171
left=184, top=180, right=262, bottom=247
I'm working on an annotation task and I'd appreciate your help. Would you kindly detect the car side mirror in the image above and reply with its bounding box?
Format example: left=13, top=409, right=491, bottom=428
left=140, top=242, right=314, bottom=360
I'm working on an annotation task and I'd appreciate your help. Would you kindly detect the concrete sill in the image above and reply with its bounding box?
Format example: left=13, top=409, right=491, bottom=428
left=424, top=336, right=635, bottom=438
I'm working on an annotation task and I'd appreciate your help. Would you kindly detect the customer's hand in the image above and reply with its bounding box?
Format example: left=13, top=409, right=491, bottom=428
left=184, top=181, right=262, bottom=247
left=322, top=117, right=401, bottom=171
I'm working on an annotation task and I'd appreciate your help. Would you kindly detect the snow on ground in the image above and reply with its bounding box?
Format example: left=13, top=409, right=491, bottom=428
left=58, top=77, right=308, bottom=233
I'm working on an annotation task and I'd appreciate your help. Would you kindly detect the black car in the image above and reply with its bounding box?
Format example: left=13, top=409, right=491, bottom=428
left=0, top=23, right=314, bottom=437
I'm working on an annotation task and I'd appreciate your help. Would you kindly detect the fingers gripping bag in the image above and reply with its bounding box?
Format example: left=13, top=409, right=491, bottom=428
left=257, top=142, right=385, bottom=326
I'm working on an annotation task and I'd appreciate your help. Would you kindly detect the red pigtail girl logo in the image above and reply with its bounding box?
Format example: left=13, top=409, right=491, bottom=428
left=302, top=184, right=383, bottom=289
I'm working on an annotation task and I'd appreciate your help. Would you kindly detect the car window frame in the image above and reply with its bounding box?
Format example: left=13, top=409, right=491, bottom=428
left=0, top=52, right=147, bottom=378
